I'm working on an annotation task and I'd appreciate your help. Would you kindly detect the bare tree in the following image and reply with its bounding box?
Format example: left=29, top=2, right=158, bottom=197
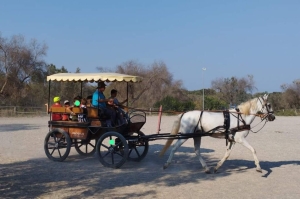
left=0, top=33, right=48, bottom=104
left=105, top=60, right=185, bottom=108
left=281, top=80, right=300, bottom=109
left=211, top=75, right=256, bottom=106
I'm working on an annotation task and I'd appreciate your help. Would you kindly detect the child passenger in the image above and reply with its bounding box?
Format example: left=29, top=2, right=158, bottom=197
left=62, top=100, right=71, bottom=121
left=78, top=98, right=88, bottom=122
left=51, top=96, right=62, bottom=121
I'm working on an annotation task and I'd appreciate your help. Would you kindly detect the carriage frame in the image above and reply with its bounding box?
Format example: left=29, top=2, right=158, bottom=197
left=44, top=72, right=149, bottom=168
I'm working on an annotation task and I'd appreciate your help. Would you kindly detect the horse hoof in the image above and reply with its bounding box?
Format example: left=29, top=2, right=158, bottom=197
left=163, top=164, right=168, bottom=170
left=205, top=170, right=211, bottom=174
left=214, top=168, right=218, bottom=173
left=205, top=168, right=211, bottom=174
left=256, top=168, right=262, bottom=173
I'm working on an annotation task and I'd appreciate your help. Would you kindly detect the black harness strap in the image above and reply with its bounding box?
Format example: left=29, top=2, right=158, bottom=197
left=223, top=111, right=230, bottom=146
left=194, top=111, right=204, bottom=133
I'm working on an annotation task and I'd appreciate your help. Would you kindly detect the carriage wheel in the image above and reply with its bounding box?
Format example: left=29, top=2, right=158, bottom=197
left=96, top=131, right=128, bottom=168
left=75, top=139, right=96, bottom=156
left=127, top=131, right=149, bottom=162
left=44, top=129, right=71, bottom=162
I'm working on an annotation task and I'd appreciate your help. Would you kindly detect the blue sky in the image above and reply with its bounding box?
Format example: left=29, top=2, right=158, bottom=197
left=1, top=0, right=299, bottom=93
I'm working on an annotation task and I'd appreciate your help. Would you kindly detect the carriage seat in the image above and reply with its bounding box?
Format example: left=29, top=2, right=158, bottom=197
left=87, top=107, right=109, bottom=121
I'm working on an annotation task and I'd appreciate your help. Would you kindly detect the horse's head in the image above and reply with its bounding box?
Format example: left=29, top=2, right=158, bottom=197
left=257, top=94, right=276, bottom=121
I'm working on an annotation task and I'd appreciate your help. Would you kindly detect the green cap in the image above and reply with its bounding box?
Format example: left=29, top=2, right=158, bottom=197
left=74, top=100, right=80, bottom=106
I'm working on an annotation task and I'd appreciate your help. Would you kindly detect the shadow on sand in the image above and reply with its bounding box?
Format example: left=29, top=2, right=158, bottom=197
left=0, top=143, right=299, bottom=198
left=0, top=124, right=40, bottom=132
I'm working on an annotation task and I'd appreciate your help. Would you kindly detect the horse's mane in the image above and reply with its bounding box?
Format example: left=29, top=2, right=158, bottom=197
left=237, top=98, right=258, bottom=115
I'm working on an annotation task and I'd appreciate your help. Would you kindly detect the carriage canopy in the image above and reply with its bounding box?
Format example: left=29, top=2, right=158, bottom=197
left=47, top=73, right=143, bottom=83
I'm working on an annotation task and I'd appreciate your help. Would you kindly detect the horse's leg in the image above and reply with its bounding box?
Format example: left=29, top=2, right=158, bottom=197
left=163, top=138, right=187, bottom=169
left=214, top=141, right=235, bottom=173
left=237, top=138, right=262, bottom=172
left=194, top=137, right=210, bottom=173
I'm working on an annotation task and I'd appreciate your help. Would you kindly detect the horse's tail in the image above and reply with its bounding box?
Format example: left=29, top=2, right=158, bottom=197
left=159, top=114, right=182, bottom=157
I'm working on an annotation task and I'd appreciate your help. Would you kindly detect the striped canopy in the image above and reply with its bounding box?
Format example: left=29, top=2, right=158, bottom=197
left=47, top=73, right=143, bottom=83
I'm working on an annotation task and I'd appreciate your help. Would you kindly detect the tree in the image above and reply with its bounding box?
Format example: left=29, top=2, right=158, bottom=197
left=106, top=60, right=188, bottom=108
left=0, top=33, right=48, bottom=104
left=211, top=75, right=255, bottom=106
left=281, top=80, right=300, bottom=109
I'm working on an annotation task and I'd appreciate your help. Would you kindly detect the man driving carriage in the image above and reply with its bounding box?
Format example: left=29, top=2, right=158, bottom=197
left=92, top=81, right=117, bottom=127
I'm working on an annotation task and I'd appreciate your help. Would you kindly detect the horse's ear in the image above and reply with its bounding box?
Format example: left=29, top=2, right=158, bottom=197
left=263, top=94, right=269, bottom=100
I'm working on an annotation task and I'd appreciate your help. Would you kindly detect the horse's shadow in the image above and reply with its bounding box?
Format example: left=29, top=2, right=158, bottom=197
left=150, top=144, right=300, bottom=178
left=217, top=159, right=300, bottom=177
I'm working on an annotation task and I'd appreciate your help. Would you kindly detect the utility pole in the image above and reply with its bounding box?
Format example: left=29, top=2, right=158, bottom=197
left=202, top=67, right=206, bottom=110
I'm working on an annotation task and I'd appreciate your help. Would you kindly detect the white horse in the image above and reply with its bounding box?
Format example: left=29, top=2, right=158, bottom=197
left=160, top=94, right=275, bottom=173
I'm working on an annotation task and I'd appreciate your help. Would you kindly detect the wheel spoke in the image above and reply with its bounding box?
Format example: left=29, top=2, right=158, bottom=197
left=101, top=143, right=109, bottom=150
left=85, top=144, right=88, bottom=153
left=134, top=148, right=141, bottom=157
left=47, top=142, right=55, bottom=146
left=102, top=151, right=111, bottom=158
left=111, top=152, right=114, bottom=164
left=115, top=141, right=123, bottom=147
left=128, top=149, right=133, bottom=156
left=58, top=149, right=62, bottom=158
left=114, top=152, right=124, bottom=157
left=88, top=143, right=95, bottom=148
left=50, top=148, right=56, bottom=155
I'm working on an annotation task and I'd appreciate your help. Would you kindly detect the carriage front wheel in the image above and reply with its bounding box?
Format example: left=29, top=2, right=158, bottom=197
left=44, top=129, right=71, bottom=162
left=96, top=131, right=129, bottom=168
left=127, top=131, right=149, bottom=162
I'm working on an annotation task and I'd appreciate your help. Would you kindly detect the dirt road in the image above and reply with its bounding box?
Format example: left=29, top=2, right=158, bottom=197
left=0, top=116, right=299, bottom=198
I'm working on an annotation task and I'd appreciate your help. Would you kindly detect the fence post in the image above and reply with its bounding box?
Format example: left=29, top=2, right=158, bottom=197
left=157, top=105, right=162, bottom=134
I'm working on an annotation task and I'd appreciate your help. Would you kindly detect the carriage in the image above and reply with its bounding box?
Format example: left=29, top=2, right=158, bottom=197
left=45, top=72, right=276, bottom=173
left=44, top=73, right=149, bottom=168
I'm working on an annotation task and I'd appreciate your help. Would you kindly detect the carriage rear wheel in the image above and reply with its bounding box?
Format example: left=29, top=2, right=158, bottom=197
left=75, top=139, right=96, bottom=156
left=44, top=129, right=71, bottom=162
left=96, top=131, right=128, bottom=168
left=127, top=131, right=149, bottom=162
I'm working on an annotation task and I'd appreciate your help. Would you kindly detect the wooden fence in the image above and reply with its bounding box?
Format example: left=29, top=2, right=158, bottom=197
left=0, top=106, right=162, bottom=117
left=1, top=106, right=297, bottom=117
left=0, top=106, right=48, bottom=117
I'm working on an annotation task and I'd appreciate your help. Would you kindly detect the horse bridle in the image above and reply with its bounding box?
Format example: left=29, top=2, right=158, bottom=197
left=257, top=97, right=274, bottom=121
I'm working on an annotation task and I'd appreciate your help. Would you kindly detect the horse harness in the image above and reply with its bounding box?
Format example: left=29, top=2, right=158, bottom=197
left=194, top=109, right=251, bottom=146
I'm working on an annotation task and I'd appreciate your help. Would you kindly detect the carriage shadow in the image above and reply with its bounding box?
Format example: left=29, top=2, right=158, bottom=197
left=1, top=145, right=299, bottom=198
left=0, top=124, right=40, bottom=132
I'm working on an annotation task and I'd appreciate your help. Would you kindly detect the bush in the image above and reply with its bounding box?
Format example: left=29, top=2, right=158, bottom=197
left=154, top=96, right=195, bottom=112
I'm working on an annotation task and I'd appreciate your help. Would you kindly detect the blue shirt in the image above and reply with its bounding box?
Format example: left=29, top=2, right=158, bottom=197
left=92, top=90, right=106, bottom=108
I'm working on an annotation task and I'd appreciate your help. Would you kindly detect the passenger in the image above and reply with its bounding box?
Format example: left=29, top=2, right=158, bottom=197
left=106, top=97, right=118, bottom=126
left=86, top=95, right=93, bottom=107
left=110, top=89, right=128, bottom=125
left=62, top=100, right=71, bottom=121
left=110, top=89, right=128, bottom=107
left=51, top=96, right=62, bottom=121
left=78, top=98, right=88, bottom=122
left=92, top=82, right=116, bottom=127
left=71, top=99, right=81, bottom=121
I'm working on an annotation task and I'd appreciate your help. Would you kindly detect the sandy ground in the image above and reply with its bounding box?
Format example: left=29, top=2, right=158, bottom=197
left=0, top=115, right=300, bottom=199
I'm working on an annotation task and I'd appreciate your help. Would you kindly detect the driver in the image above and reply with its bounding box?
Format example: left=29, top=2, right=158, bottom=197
left=92, top=82, right=116, bottom=127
